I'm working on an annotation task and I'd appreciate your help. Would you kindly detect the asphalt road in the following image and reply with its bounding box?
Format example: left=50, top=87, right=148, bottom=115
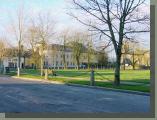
left=0, top=76, right=150, bottom=113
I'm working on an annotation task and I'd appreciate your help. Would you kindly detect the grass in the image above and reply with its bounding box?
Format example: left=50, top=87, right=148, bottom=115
left=55, top=69, right=150, bottom=84
left=6, top=69, right=150, bottom=92
left=67, top=80, right=150, bottom=92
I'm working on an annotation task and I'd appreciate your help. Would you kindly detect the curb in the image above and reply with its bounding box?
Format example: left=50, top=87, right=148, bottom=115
left=66, top=83, right=150, bottom=96
left=0, top=75, right=10, bottom=77
left=11, top=76, right=64, bottom=85
left=11, top=76, right=150, bottom=96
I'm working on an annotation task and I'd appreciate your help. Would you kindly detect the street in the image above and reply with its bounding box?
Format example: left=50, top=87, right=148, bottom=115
left=0, top=76, right=150, bottom=113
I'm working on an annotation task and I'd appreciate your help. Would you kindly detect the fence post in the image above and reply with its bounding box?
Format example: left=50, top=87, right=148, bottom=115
left=45, top=69, right=48, bottom=80
left=90, top=68, right=95, bottom=86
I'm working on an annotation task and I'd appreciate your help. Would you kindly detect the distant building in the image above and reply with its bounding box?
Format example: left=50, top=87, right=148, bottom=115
left=0, top=47, right=25, bottom=69
left=23, top=44, right=101, bottom=69
left=36, top=44, right=99, bottom=69
left=121, top=50, right=150, bottom=69
left=0, top=44, right=110, bottom=69
left=1, top=57, right=24, bottom=68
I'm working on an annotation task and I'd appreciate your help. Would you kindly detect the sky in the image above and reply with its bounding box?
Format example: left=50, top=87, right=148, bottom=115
left=0, top=0, right=150, bottom=59
left=0, top=0, right=83, bottom=28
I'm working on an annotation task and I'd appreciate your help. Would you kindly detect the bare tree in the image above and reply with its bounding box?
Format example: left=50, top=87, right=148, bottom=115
left=84, top=33, right=95, bottom=69
left=32, top=12, right=55, bottom=76
left=59, top=29, right=70, bottom=69
left=142, top=51, right=150, bottom=67
left=0, top=39, right=7, bottom=71
left=10, top=6, right=27, bottom=77
left=0, top=39, right=7, bottom=61
left=70, top=0, right=149, bottom=86
left=97, top=50, right=108, bottom=68
left=69, top=32, right=84, bottom=70
left=130, top=48, right=149, bottom=70
left=25, top=26, right=40, bottom=69
left=122, top=40, right=149, bottom=70
left=121, top=40, right=132, bottom=70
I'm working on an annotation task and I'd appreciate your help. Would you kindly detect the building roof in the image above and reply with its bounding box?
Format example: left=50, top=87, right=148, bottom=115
left=48, top=44, right=72, bottom=52
left=48, top=43, right=88, bottom=53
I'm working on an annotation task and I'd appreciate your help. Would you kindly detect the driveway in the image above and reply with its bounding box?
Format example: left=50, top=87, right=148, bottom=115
left=0, top=76, right=150, bottom=113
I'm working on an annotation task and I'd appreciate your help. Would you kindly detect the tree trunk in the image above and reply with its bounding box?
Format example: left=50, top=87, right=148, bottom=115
left=88, top=64, right=90, bottom=69
left=33, top=52, right=37, bottom=69
left=17, top=41, right=21, bottom=77
left=34, top=57, right=38, bottom=69
left=87, top=54, right=90, bottom=69
left=63, top=38, right=66, bottom=70
left=123, top=54, right=126, bottom=70
left=40, top=56, right=44, bottom=76
left=132, top=52, right=135, bottom=70
left=76, top=57, right=80, bottom=70
left=63, top=54, right=66, bottom=70
left=64, top=64, right=66, bottom=70
left=87, top=59, right=90, bottom=69
left=114, top=54, right=121, bottom=86
left=132, top=62, right=136, bottom=70
left=23, top=56, right=25, bottom=69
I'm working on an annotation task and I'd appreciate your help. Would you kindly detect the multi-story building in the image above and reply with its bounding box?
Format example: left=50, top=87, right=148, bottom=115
left=43, top=44, right=98, bottom=69
left=121, top=50, right=150, bottom=69
left=0, top=48, right=25, bottom=69
left=1, top=57, right=24, bottom=68
left=0, top=44, right=106, bottom=70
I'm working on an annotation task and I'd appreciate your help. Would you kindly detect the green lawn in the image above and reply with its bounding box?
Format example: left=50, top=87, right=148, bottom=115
left=53, top=69, right=150, bottom=84
left=7, top=69, right=150, bottom=92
